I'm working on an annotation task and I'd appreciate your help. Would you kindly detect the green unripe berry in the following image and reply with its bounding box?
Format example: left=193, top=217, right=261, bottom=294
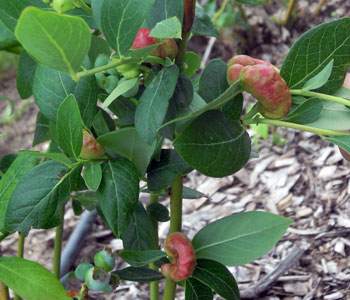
left=75, top=262, right=94, bottom=281
left=94, top=248, right=115, bottom=272
left=51, top=0, right=75, bottom=13
left=94, top=54, right=110, bottom=69
left=95, top=72, right=108, bottom=89
left=84, top=266, right=110, bottom=291
left=104, top=75, right=119, bottom=93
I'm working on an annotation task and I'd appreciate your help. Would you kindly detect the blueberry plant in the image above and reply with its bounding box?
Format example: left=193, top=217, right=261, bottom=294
left=0, top=0, right=350, bottom=299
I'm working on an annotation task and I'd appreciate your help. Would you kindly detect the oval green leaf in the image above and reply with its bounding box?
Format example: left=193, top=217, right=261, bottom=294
left=192, top=259, right=239, bottom=300
left=0, top=154, right=37, bottom=232
left=173, top=110, right=251, bottom=177
left=0, top=257, right=71, bottom=300
left=122, top=201, right=155, bottom=251
left=282, top=98, right=323, bottom=124
left=192, top=211, right=292, bottom=266
left=185, top=277, right=213, bottom=300
left=97, top=158, right=140, bottom=238
left=4, top=160, right=69, bottom=235
left=281, top=18, right=350, bottom=94
left=56, top=95, right=83, bottom=159
left=15, top=7, right=91, bottom=76
left=83, top=163, right=102, bottom=191
left=97, top=127, right=157, bottom=176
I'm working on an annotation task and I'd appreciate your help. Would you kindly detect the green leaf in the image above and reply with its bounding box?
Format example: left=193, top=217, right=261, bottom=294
left=122, top=201, right=155, bottom=251
left=159, top=79, right=242, bottom=130
left=282, top=98, right=323, bottom=124
left=119, top=250, right=167, bottom=267
left=97, top=158, right=140, bottom=238
left=0, top=0, right=29, bottom=33
left=97, top=128, right=157, bottom=176
left=0, top=22, right=16, bottom=50
left=281, top=18, right=350, bottom=94
left=147, top=203, right=170, bottom=222
left=0, top=154, right=37, bottom=232
left=0, top=257, right=71, bottom=300
left=192, top=211, right=292, bottom=266
left=56, top=95, right=83, bottom=159
left=100, top=0, right=155, bottom=57
left=83, top=163, right=102, bottom=191
left=0, top=154, right=17, bottom=176
left=4, top=160, right=69, bottom=235
left=68, top=8, right=97, bottom=29
left=198, top=59, right=228, bottom=103
left=68, top=165, right=87, bottom=192
left=185, top=277, right=213, bottom=300
left=109, top=96, right=136, bottom=126
left=101, top=78, right=138, bottom=109
left=135, top=65, right=179, bottom=144
left=19, top=151, right=72, bottom=167
left=221, top=93, right=244, bottom=121
left=173, top=74, right=194, bottom=109
left=174, top=93, right=207, bottom=132
left=144, top=0, right=183, bottom=29
left=150, top=17, right=182, bottom=39
left=33, top=112, right=50, bottom=146
left=174, top=110, right=251, bottom=177
left=16, top=50, right=37, bottom=99
left=92, top=109, right=115, bottom=136
left=91, top=0, right=103, bottom=30
left=192, top=5, right=219, bottom=38
left=325, top=136, right=350, bottom=153
left=192, top=259, right=240, bottom=300
left=113, top=266, right=164, bottom=282
left=33, top=63, right=97, bottom=127
left=183, top=186, right=206, bottom=199
left=15, top=7, right=91, bottom=77
left=302, top=59, right=333, bottom=91
left=184, top=51, right=201, bottom=78
left=147, top=149, right=192, bottom=191
left=130, top=43, right=161, bottom=59
left=304, top=101, right=350, bottom=131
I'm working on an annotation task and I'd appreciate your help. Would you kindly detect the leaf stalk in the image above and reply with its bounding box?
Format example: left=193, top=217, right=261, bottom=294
left=290, top=89, right=350, bottom=107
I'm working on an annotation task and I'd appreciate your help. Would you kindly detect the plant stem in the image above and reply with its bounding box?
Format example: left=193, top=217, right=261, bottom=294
left=290, top=89, right=350, bottom=107
left=77, top=0, right=92, bottom=14
left=281, top=0, right=297, bottom=26
left=242, top=104, right=259, bottom=121
left=149, top=194, right=160, bottom=300
left=14, top=234, right=25, bottom=300
left=53, top=205, right=65, bottom=278
left=213, top=0, right=228, bottom=25
left=175, top=33, right=190, bottom=66
left=242, top=118, right=350, bottom=137
left=0, top=247, right=9, bottom=300
left=75, top=58, right=136, bottom=81
left=313, top=0, right=326, bottom=17
left=0, top=282, right=9, bottom=300
left=162, top=175, right=183, bottom=300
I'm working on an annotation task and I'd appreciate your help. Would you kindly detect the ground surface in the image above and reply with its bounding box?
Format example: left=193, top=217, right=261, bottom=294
left=1, top=1, right=350, bottom=299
